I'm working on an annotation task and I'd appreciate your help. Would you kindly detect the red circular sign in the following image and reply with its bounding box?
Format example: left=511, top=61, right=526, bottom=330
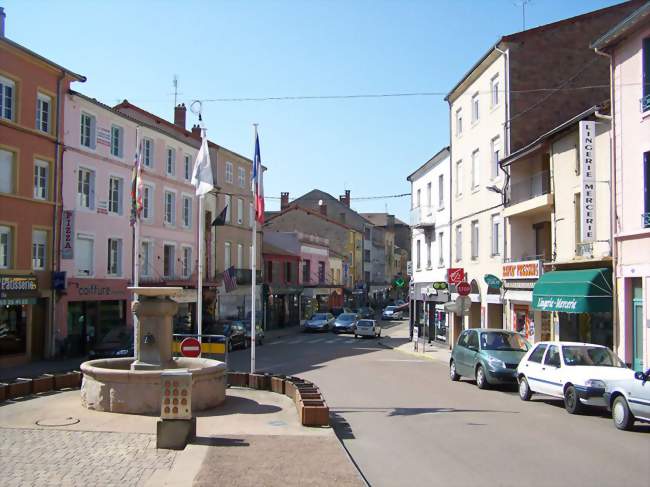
left=180, top=337, right=201, bottom=358
left=457, top=281, right=471, bottom=296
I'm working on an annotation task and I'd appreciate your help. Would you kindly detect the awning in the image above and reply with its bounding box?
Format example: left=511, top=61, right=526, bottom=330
left=532, top=268, right=612, bottom=313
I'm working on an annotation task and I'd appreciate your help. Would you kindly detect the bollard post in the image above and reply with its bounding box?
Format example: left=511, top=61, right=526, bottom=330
left=156, top=369, right=196, bottom=450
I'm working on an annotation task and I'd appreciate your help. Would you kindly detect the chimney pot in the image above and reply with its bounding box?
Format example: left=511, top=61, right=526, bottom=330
left=339, top=190, right=351, bottom=207
left=280, top=192, right=290, bottom=210
left=191, top=124, right=201, bottom=140
left=174, top=103, right=187, bottom=129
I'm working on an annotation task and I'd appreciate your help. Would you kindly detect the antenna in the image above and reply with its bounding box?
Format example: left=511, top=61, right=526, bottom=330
left=173, top=75, right=179, bottom=106
left=513, top=0, right=531, bottom=31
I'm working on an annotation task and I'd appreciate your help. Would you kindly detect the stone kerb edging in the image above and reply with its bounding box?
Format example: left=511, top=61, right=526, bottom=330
left=0, top=371, right=82, bottom=402
left=227, top=372, right=330, bottom=427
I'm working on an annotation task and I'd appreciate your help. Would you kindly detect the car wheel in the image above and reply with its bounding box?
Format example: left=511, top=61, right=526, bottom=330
left=564, top=385, right=583, bottom=414
left=612, top=395, right=635, bottom=430
left=449, top=360, right=460, bottom=381
left=518, top=376, right=532, bottom=401
left=475, top=365, right=489, bottom=389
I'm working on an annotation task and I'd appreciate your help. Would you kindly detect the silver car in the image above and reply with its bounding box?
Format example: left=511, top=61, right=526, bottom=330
left=355, top=319, right=381, bottom=338
left=604, top=368, right=650, bottom=430
left=303, top=313, right=335, bottom=332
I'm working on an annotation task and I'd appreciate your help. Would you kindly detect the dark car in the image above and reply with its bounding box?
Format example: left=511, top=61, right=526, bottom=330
left=333, top=313, right=358, bottom=334
left=356, top=307, right=375, bottom=319
left=88, top=327, right=133, bottom=359
left=207, top=321, right=246, bottom=352
left=238, top=320, right=265, bottom=346
left=330, top=307, right=353, bottom=317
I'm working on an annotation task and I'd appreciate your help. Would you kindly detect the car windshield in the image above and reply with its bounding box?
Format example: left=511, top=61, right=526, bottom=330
left=562, top=345, right=625, bottom=367
left=385, top=306, right=396, bottom=312
left=312, top=314, right=328, bottom=320
left=480, top=332, right=528, bottom=351
left=338, top=314, right=356, bottom=322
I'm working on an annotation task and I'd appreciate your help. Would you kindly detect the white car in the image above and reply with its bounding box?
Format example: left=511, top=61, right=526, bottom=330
left=517, top=341, right=634, bottom=414
left=355, top=319, right=381, bottom=338
left=382, top=306, right=403, bottom=320
left=604, top=368, right=650, bottom=430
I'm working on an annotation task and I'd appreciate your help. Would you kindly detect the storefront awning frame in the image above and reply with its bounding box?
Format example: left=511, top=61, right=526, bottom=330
left=532, top=268, right=612, bottom=313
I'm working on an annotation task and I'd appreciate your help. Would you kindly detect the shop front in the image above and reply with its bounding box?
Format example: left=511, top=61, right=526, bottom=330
left=532, top=268, right=613, bottom=348
left=0, top=275, right=42, bottom=366
left=421, top=285, right=450, bottom=343
left=502, top=260, right=546, bottom=343
left=56, top=278, right=131, bottom=357
left=267, top=287, right=302, bottom=329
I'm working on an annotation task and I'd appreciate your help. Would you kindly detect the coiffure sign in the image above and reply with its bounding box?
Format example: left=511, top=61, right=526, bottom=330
left=579, top=121, right=596, bottom=243
left=502, top=260, right=541, bottom=280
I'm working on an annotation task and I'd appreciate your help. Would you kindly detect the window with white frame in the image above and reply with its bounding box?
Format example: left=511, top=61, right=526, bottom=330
left=36, top=93, right=51, bottom=133
left=237, top=198, right=244, bottom=225
left=0, top=225, right=12, bottom=269
left=225, top=161, right=233, bottom=184
left=33, top=159, right=49, bottom=200
left=455, top=225, right=462, bottom=261
left=224, top=242, right=231, bottom=269
left=471, top=220, right=479, bottom=260
left=182, top=195, right=192, bottom=228
left=166, top=148, right=176, bottom=175
left=142, top=138, right=153, bottom=167
left=111, top=125, right=123, bottom=157
left=0, top=76, right=15, bottom=121
left=107, top=238, right=122, bottom=276
left=438, top=174, right=444, bottom=209
left=491, top=136, right=501, bottom=180
left=76, top=235, right=94, bottom=276
left=438, top=231, right=444, bottom=267
left=77, top=167, right=95, bottom=209
left=142, top=185, right=153, bottom=221
left=490, top=74, right=500, bottom=107
left=184, top=155, right=191, bottom=181
left=426, top=237, right=432, bottom=268
left=164, top=191, right=176, bottom=225
left=32, top=229, right=48, bottom=270
left=455, top=160, right=463, bottom=196
left=491, top=214, right=500, bottom=256
left=237, top=243, right=243, bottom=268
left=0, top=149, right=15, bottom=194
left=471, top=92, right=479, bottom=123
left=238, top=167, right=245, bottom=187
left=416, top=188, right=421, bottom=208
left=163, top=244, right=175, bottom=278
left=140, top=241, right=152, bottom=277
left=471, top=149, right=480, bottom=190
left=455, top=108, right=463, bottom=136
left=416, top=240, right=421, bottom=269
left=80, top=112, right=96, bottom=148
left=108, top=176, right=123, bottom=215
left=224, top=195, right=231, bottom=223
left=182, top=246, right=192, bottom=277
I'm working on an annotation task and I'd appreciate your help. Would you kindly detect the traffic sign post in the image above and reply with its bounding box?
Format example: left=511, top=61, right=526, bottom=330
left=457, top=281, right=471, bottom=296
left=180, top=337, right=201, bottom=358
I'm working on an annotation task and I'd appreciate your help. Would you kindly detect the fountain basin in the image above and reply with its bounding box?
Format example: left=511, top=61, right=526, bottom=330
left=80, top=357, right=226, bottom=415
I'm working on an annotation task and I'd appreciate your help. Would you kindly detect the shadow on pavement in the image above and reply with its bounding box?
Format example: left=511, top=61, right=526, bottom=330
left=330, top=412, right=355, bottom=440
left=195, top=395, right=282, bottom=417
left=192, top=436, right=250, bottom=447
left=332, top=406, right=519, bottom=417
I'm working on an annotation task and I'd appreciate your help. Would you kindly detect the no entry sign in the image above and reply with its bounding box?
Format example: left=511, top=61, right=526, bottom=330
left=180, top=337, right=201, bottom=358
left=457, top=281, right=471, bottom=297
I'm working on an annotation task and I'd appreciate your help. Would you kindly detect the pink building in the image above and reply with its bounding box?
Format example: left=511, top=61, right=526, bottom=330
left=56, top=91, right=198, bottom=357
left=592, top=3, right=650, bottom=371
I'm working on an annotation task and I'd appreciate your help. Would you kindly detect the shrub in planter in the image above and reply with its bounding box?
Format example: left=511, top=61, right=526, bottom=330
left=270, top=375, right=286, bottom=394
left=54, top=371, right=81, bottom=390
left=248, top=373, right=271, bottom=391
left=31, top=374, right=54, bottom=394
left=7, top=378, right=32, bottom=399
left=299, top=399, right=330, bottom=427
left=227, top=371, right=249, bottom=387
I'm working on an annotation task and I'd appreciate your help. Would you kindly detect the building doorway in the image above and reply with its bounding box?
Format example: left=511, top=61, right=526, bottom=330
left=632, top=278, right=644, bottom=371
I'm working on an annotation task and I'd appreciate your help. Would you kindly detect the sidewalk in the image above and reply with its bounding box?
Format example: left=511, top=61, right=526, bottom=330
left=379, top=320, right=452, bottom=365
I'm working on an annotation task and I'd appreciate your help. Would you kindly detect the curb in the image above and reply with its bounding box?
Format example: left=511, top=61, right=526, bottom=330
left=378, top=338, right=450, bottom=364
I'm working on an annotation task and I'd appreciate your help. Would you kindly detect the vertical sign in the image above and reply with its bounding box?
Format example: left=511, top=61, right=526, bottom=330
left=61, top=210, right=75, bottom=259
left=579, top=121, right=596, bottom=243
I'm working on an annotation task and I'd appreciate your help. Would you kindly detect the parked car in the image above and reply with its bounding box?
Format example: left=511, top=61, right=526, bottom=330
left=450, top=329, right=530, bottom=389
left=330, top=307, right=353, bottom=317
left=355, top=319, right=381, bottom=338
left=356, top=307, right=375, bottom=319
left=238, top=320, right=264, bottom=347
left=210, top=321, right=246, bottom=351
left=303, top=313, right=335, bottom=332
left=382, top=306, right=403, bottom=320
left=333, top=313, right=358, bottom=334
left=88, top=327, right=133, bottom=359
left=604, top=368, right=650, bottom=430
left=517, top=341, right=634, bottom=414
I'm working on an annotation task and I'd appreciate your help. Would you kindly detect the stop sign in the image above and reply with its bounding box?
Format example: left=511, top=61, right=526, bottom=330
left=457, top=281, right=471, bottom=296
left=180, top=337, right=201, bottom=358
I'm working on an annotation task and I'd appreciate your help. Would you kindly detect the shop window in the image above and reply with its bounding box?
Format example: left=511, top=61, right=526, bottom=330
left=76, top=235, right=94, bottom=276
left=0, top=304, right=27, bottom=356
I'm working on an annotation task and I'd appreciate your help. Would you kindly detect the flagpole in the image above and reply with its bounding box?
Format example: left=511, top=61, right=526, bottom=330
left=251, top=124, right=258, bottom=374
left=133, top=127, right=140, bottom=364
left=197, top=192, right=204, bottom=345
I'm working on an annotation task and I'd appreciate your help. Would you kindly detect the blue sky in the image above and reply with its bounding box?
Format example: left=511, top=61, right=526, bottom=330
left=3, top=0, right=621, bottom=221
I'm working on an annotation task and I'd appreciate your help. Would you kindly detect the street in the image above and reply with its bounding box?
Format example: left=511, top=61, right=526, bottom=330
left=229, top=320, right=650, bottom=487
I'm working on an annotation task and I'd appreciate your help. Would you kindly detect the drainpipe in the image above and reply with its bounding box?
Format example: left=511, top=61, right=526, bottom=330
left=594, top=46, right=619, bottom=356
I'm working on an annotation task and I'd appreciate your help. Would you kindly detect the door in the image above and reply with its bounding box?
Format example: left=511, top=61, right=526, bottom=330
left=454, top=331, right=470, bottom=376
left=539, top=345, right=563, bottom=397
left=465, top=330, right=480, bottom=374
left=632, top=279, right=644, bottom=371
left=628, top=372, right=650, bottom=420
left=522, top=343, right=548, bottom=393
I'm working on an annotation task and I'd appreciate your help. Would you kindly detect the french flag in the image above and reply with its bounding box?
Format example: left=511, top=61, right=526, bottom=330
left=252, top=131, right=264, bottom=224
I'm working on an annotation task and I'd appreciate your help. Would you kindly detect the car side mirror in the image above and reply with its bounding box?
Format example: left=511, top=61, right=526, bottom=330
left=634, top=371, right=647, bottom=381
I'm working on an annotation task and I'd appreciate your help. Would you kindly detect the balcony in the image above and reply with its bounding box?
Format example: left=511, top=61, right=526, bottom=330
left=410, top=205, right=436, bottom=228
left=504, top=170, right=552, bottom=218
left=643, top=212, right=650, bottom=229
left=640, top=94, right=650, bottom=113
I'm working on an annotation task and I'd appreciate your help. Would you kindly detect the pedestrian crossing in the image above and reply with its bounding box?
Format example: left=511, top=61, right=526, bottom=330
left=268, top=334, right=370, bottom=346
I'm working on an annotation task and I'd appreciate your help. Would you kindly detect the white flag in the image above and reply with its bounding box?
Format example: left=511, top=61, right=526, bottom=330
left=191, top=131, right=214, bottom=196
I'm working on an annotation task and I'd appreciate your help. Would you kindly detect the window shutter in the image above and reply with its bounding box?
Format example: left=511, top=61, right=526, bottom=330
left=89, top=172, right=96, bottom=209
left=118, top=179, right=123, bottom=215
left=90, top=118, right=96, bottom=149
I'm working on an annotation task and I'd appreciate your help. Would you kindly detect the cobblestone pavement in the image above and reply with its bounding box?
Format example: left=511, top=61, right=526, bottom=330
left=0, top=427, right=177, bottom=487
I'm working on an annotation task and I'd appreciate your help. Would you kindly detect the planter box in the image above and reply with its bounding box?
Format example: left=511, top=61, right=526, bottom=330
left=0, top=382, right=8, bottom=402
left=293, top=384, right=318, bottom=404
left=299, top=399, right=330, bottom=427
left=270, top=376, right=285, bottom=394
left=54, top=371, right=81, bottom=390
left=31, top=375, right=54, bottom=394
left=227, top=371, right=249, bottom=388
left=7, top=378, right=32, bottom=399
left=297, top=392, right=322, bottom=401
left=248, top=373, right=271, bottom=391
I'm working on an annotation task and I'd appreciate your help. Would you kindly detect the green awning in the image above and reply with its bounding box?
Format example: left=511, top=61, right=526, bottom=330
left=532, top=268, right=612, bottom=313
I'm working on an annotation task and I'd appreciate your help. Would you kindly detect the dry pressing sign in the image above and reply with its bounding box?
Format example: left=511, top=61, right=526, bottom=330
left=579, top=121, right=596, bottom=243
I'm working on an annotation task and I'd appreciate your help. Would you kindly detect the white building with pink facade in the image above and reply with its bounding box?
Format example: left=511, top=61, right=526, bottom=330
left=56, top=91, right=197, bottom=357
left=592, top=3, right=650, bottom=371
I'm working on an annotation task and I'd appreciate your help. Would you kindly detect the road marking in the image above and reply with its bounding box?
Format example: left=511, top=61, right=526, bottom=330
left=325, top=340, right=336, bottom=344
left=344, top=339, right=356, bottom=344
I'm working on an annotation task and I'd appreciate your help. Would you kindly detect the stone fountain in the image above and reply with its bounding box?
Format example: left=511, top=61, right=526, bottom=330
left=80, top=287, right=226, bottom=414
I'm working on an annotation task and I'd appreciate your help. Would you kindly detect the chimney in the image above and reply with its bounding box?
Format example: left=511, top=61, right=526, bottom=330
left=320, top=203, right=327, bottom=216
left=174, top=103, right=186, bottom=129
left=387, top=214, right=395, bottom=229
left=339, top=190, right=351, bottom=207
left=280, top=192, right=290, bottom=210
left=0, top=8, right=6, bottom=37
left=191, top=124, right=201, bottom=140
